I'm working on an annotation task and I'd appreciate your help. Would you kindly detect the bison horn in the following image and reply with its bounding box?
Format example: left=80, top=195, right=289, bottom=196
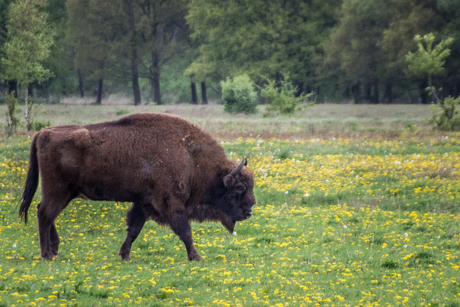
left=230, top=157, right=246, bottom=177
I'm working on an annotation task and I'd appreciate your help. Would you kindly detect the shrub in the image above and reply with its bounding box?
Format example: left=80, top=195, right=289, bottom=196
left=116, top=108, right=130, bottom=116
left=29, top=104, right=52, bottom=132
left=5, top=92, right=20, bottom=136
left=32, top=119, right=52, bottom=131
left=261, top=75, right=314, bottom=117
left=429, top=96, right=460, bottom=131
left=221, top=75, right=258, bottom=114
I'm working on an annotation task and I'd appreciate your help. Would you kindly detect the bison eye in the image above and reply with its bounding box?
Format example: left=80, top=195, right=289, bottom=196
left=235, top=183, right=246, bottom=194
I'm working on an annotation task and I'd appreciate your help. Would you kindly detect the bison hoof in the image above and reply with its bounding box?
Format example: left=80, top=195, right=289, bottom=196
left=188, top=254, right=203, bottom=261
left=40, top=252, right=56, bottom=260
left=118, top=250, right=131, bottom=260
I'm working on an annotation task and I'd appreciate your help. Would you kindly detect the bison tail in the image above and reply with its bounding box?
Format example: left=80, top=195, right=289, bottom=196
left=19, top=135, right=40, bottom=225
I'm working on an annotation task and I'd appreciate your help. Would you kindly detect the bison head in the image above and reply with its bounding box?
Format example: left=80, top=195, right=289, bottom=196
left=209, top=157, right=256, bottom=232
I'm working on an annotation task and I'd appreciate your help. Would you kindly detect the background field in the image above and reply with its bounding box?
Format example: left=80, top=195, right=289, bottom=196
left=0, top=103, right=459, bottom=306
left=0, top=99, right=433, bottom=138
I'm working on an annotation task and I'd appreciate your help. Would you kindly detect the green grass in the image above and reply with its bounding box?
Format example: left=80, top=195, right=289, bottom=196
left=0, top=132, right=459, bottom=306
left=0, top=104, right=459, bottom=306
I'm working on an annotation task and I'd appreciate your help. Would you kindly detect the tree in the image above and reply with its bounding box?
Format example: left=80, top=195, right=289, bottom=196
left=1, top=0, right=54, bottom=134
left=67, top=0, right=127, bottom=104
left=380, top=0, right=443, bottom=103
left=136, top=0, right=188, bottom=105
left=324, top=0, right=392, bottom=103
left=187, top=0, right=341, bottom=95
left=437, top=0, right=460, bottom=98
left=0, top=0, right=17, bottom=96
left=406, top=33, right=459, bottom=131
left=406, top=33, right=453, bottom=102
left=123, top=0, right=141, bottom=105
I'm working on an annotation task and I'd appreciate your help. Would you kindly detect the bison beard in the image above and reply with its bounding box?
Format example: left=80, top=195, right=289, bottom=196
left=19, top=113, right=256, bottom=261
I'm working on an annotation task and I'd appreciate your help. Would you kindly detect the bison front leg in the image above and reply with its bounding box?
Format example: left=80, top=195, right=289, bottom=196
left=169, top=211, right=202, bottom=261
left=119, top=202, right=146, bottom=260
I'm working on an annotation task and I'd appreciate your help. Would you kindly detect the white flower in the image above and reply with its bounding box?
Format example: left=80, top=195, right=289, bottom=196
left=304, top=193, right=309, bottom=197
left=12, top=244, right=16, bottom=248
left=232, top=232, right=237, bottom=236
left=285, top=191, right=289, bottom=194
left=404, top=233, right=408, bottom=237
left=403, top=245, right=407, bottom=248
left=343, top=225, right=347, bottom=229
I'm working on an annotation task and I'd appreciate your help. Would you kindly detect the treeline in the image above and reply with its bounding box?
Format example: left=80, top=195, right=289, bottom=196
left=0, top=0, right=459, bottom=104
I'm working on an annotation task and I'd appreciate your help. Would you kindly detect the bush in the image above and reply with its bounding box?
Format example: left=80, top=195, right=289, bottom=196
left=29, top=104, right=52, bottom=132
left=5, top=92, right=20, bottom=136
left=221, top=75, right=258, bottom=114
left=116, top=108, right=130, bottom=116
left=32, top=119, right=52, bottom=131
left=429, top=96, right=460, bottom=131
left=260, top=75, right=314, bottom=117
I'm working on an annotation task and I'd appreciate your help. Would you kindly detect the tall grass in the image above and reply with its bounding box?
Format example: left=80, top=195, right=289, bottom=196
left=0, top=103, right=433, bottom=138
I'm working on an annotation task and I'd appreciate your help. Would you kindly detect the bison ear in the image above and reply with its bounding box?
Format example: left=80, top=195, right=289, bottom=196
left=223, top=174, right=235, bottom=189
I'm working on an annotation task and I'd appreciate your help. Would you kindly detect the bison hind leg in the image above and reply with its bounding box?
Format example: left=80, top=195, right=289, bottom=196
left=37, top=198, right=71, bottom=260
left=49, top=223, right=60, bottom=256
left=119, top=202, right=146, bottom=260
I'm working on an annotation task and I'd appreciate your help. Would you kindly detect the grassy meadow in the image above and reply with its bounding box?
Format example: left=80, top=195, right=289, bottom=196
left=0, top=102, right=459, bottom=306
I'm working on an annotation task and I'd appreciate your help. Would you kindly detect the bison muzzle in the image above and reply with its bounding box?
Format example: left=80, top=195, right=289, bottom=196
left=19, top=113, right=256, bottom=261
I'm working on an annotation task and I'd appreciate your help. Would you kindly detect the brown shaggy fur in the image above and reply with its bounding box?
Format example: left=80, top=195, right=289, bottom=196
left=20, top=113, right=256, bottom=261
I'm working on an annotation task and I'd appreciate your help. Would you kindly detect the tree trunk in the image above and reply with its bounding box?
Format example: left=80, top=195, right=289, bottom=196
left=419, top=79, right=428, bottom=104
left=131, top=47, right=141, bottom=105
left=351, top=83, right=360, bottom=104
left=8, top=80, right=18, bottom=98
left=364, top=82, right=372, bottom=101
left=191, top=82, right=197, bottom=104
left=373, top=80, right=379, bottom=104
left=151, top=50, right=161, bottom=105
left=27, top=83, right=34, bottom=98
left=383, top=82, right=393, bottom=103
left=201, top=81, right=208, bottom=104
left=78, top=69, right=84, bottom=97
left=125, top=0, right=141, bottom=105
left=96, top=78, right=103, bottom=104
left=25, top=86, right=30, bottom=135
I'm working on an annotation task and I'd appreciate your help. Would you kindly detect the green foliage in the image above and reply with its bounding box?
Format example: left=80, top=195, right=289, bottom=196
left=187, top=0, right=340, bottom=87
left=1, top=0, right=54, bottom=87
left=325, top=0, right=391, bottom=88
left=406, top=33, right=453, bottom=78
left=4, top=91, right=20, bottom=135
left=429, top=96, right=460, bottom=131
left=261, top=75, right=314, bottom=117
left=115, top=108, right=130, bottom=116
left=221, top=75, right=258, bottom=115
left=32, top=119, right=52, bottom=131
left=26, top=103, right=52, bottom=132
left=406, top=33, right=458, bottom=131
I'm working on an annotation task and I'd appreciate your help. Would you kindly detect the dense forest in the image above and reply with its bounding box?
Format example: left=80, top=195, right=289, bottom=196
left=0, top=0, right=459, bottom=104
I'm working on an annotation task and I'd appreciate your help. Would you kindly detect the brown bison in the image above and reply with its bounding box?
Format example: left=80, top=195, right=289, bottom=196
left=19, top=113, right=256, bottom=261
